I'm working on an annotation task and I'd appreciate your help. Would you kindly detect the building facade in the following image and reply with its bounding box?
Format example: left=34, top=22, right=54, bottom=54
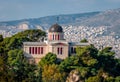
left=23, top=24, right=89, bottom=64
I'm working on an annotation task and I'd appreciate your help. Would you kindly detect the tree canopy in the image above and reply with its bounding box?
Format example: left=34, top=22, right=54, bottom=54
left=0, top=29, right=120, bottom=82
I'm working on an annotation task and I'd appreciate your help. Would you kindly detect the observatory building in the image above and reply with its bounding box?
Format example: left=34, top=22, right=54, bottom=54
left=23, top=23, right=89, bottom=64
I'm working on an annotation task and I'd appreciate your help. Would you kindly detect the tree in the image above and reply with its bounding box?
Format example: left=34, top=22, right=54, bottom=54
left=0, top=49, right=14, bottom=82
left=85, top=76, right=101, bottom=82
left=39, top=52, right=57, bottom=67
left=42, top=64, right=66, bottom=82
left=59, top=55, right=81, bottom=72
left=80, top=38, right=88, bottom=43
left=0, top=35, right=3, bottom=42
left=14, top=29, right=46, bottom=42
left=104, top=76, right=114, bottom=82
left=4, top=29, right=46, bottom=50
left=76, top=45, right=98, bottom=67
left=35, top=67, right=42, bottom=82
left=0, top=55, right=8, bottom=82
left=97, top=47, right=119, bottom=76
left=8, top=49, right=24, bottom=66
left=0, top=29, right=46, bottom=81
left=77, top=67, right=90, bottom=78
left=115, top=76, right=120, bottom=82
left=8, top=49, right=36, bottom=81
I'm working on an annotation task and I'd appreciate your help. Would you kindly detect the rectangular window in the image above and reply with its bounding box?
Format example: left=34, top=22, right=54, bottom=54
left=57, top=47, right=63, bottom=55
left=35, top=47, right=37, bottom=54
left=53, top=34, right=54, bottom=40
left=58, top=34, right=60, bottom=40
left=29, top=47, right=31, bottom=54
left=57, top=47, right=59, bottom=54
left=41, top=47, right=43, bottom=54
left=60, top=47, right=63, bottom=55
left=71, top=47, right=74, bottom=53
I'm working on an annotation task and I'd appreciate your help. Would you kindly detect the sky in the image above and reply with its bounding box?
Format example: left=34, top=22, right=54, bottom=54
left=0, top=0, right=120, bottom=21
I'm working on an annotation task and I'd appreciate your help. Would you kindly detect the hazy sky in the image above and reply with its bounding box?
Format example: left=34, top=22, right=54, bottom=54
left=0, top=0, right=120, bottom=21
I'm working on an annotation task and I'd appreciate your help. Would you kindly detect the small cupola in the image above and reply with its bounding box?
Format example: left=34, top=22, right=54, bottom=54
left=49, top=23, right=63, bottom=33
left=48, top=24, right=64, bottom=41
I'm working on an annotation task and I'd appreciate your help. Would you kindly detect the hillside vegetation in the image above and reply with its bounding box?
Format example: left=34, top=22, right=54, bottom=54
left=0, top=29, right=120, bottom=82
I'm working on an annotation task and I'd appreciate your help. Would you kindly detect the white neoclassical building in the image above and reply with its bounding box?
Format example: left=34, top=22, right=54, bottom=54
left=23, top=23, right=89, bottom=64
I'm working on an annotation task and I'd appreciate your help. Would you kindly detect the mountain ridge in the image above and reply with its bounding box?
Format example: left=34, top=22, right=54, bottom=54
left=0, top=8, right=120, bottom=35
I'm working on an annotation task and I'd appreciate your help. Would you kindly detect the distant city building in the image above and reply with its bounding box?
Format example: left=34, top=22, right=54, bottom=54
left=23, top=24, right=89, bottom=64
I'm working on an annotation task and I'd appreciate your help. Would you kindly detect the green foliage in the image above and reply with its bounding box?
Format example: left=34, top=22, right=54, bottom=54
left=0, top=29, right=46, bottom=81
left=98, top=47, right=115, bottom=56
left=97, top=47, right=119, bottom=76
left=8, top=49, right=24, bottom=66
left=35, top=68, right=42, bottom=82
left=15, top=29, right=46, bottom=41
left=80, top=38, right=88, bottom=43
left=76, top=45, right=98, bottom=58
left=0, top=46, right=4, bottom=53
left=59, top=55, right=81, bottom=72
left=0, top=52, right=14, bottom=82
left=77, top=67, right=90, bottom=78
left=0, top=56, right=8, bottom=82
left=42, top=64, right=66, bottom=82
left=82, top=57, right=98, bottom=67
left=115, top=76, right=120, bottom=82
left=104, top=76, right=114, bottom=82
left=76, top=45, right=98, bottom=67
left=85, top=76, right=101, bottom=82
left=0, top=34, right=3, bottom=42
left=39, top=52, right=57, bottom=67
left=3, top=29, right=46, bottom=50
left=8, top=49, right=37, bottom=81
left=0, top=29, right=120, bottom=82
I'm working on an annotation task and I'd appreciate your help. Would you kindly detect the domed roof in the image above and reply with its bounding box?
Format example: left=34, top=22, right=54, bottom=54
left=49, top=23, right=63, bottom=32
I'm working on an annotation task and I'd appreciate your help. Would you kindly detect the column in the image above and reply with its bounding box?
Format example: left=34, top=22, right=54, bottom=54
left=50, top=34, right=52, bottom=40
left=38, top=47, right=41, bottom=54
left=32, top=47, right=34, bottom=54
